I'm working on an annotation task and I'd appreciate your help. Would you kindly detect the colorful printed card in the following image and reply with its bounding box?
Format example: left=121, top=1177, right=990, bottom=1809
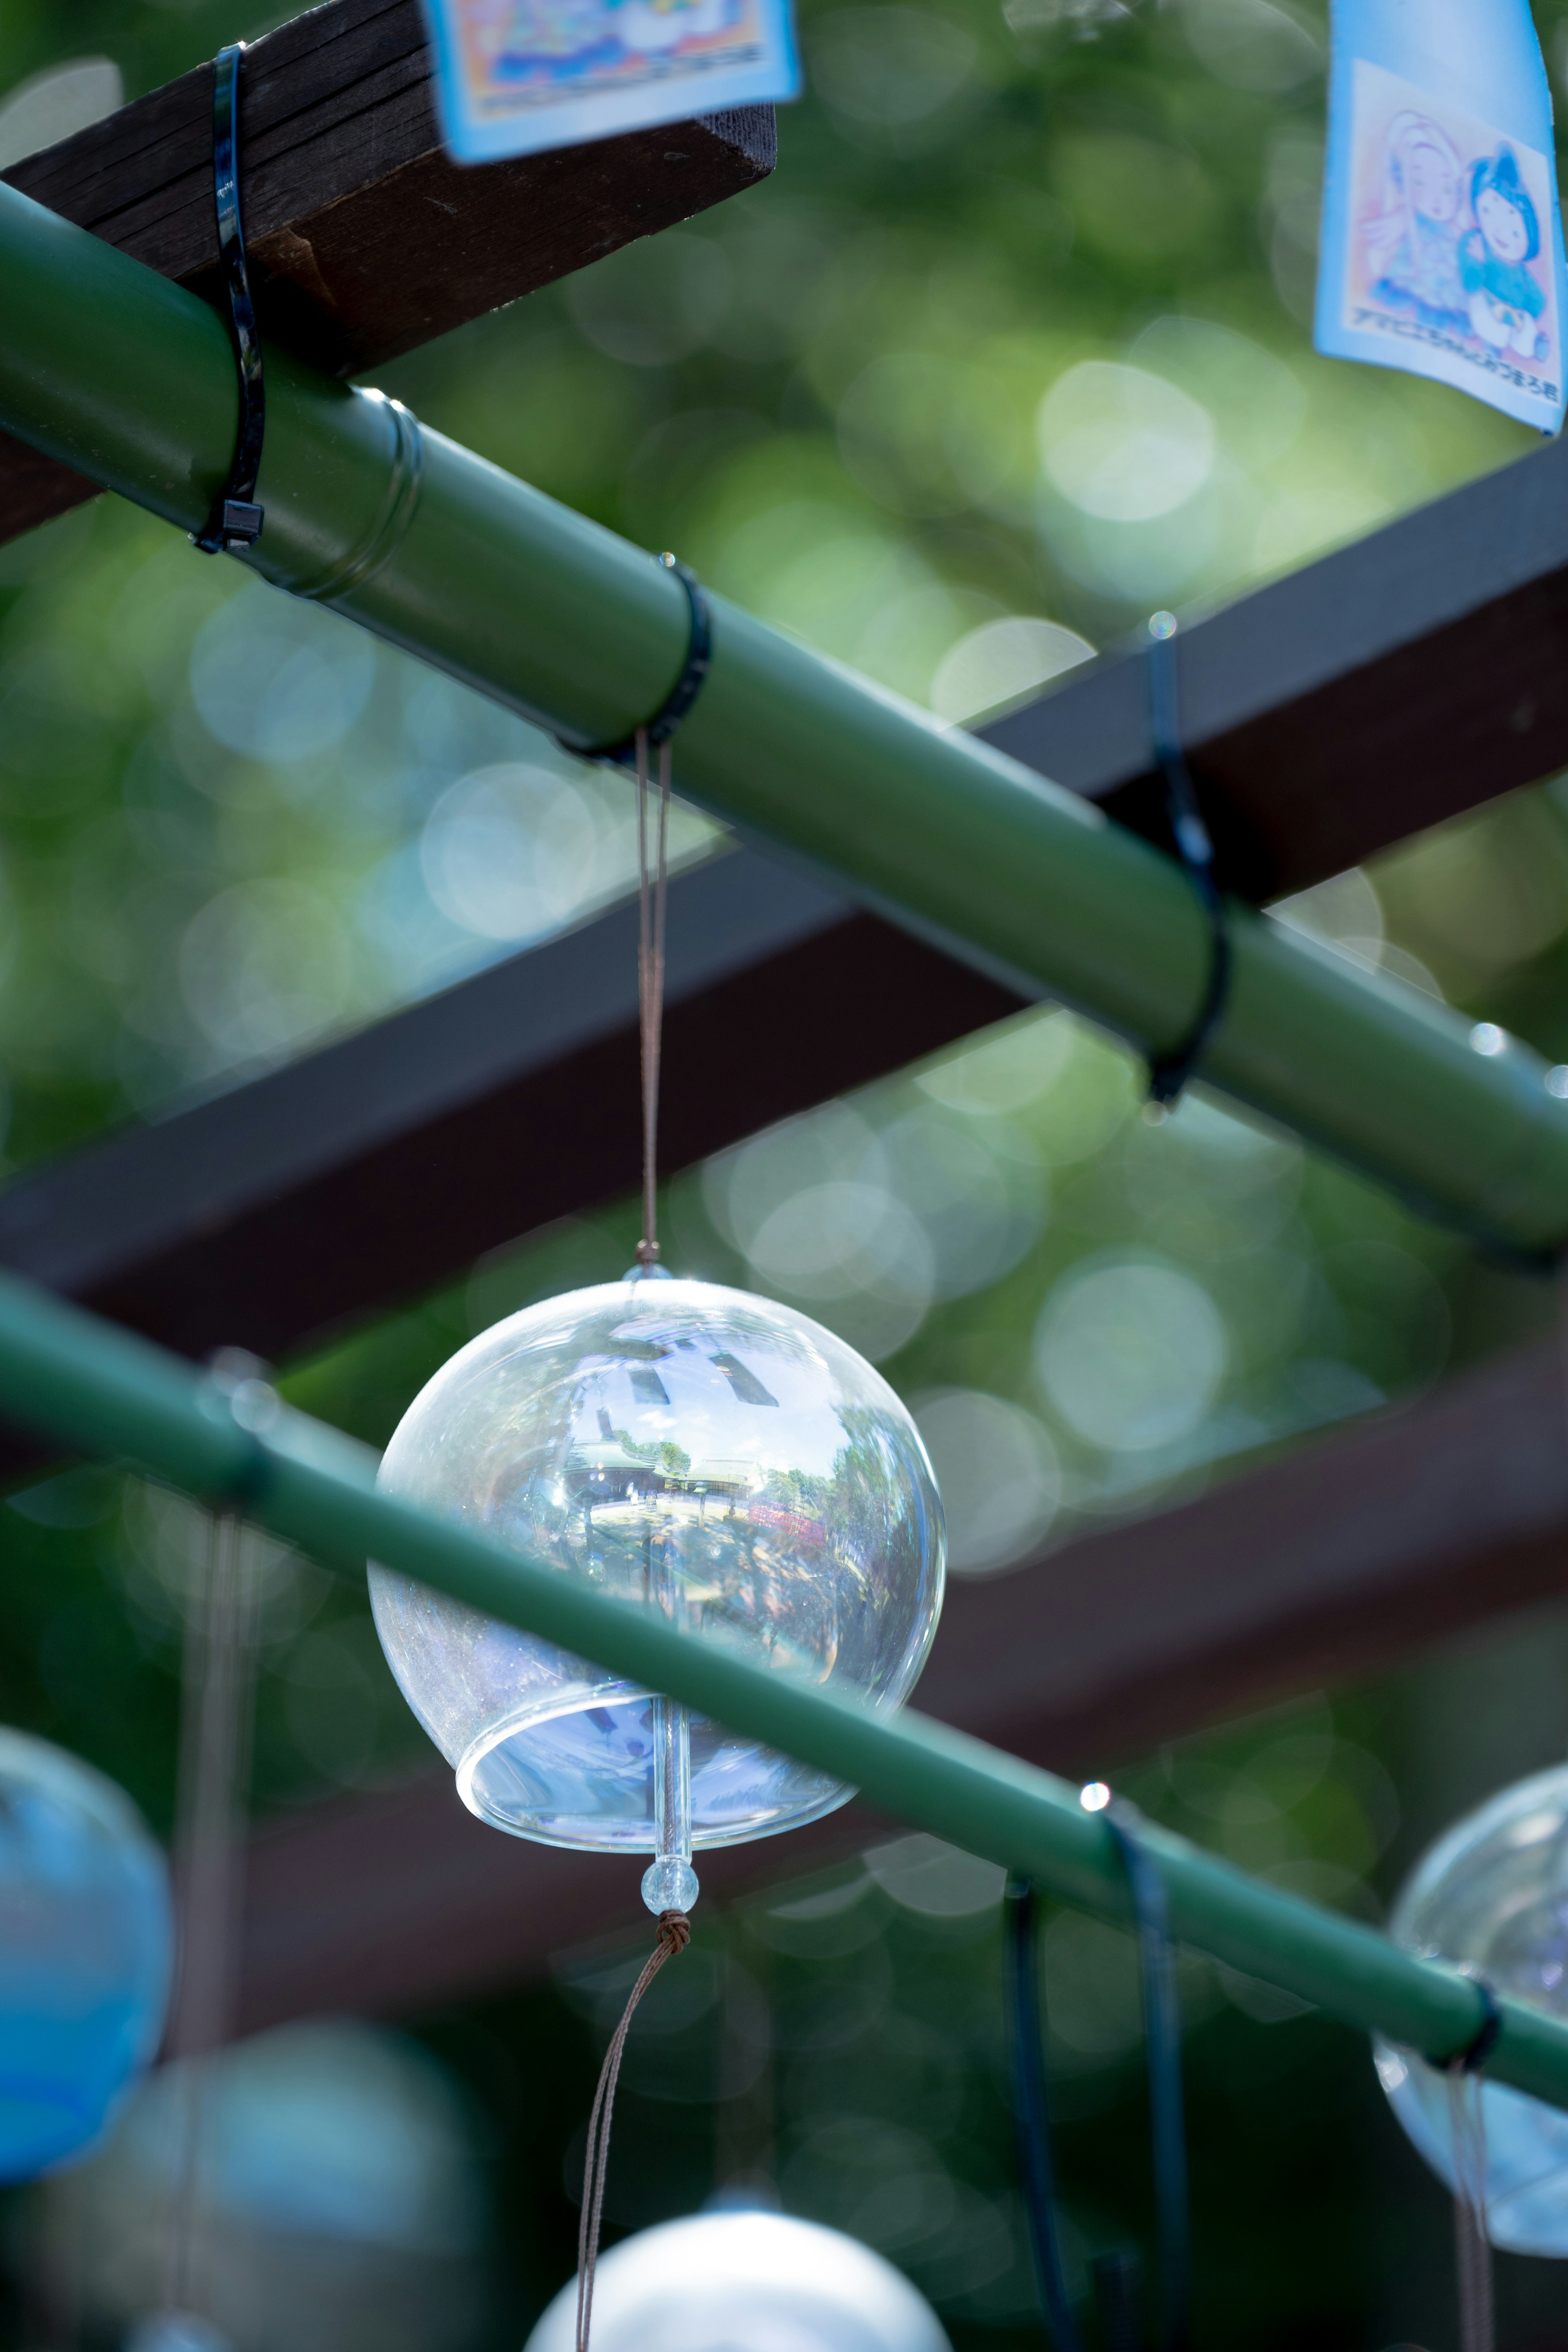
left=1316, top=0, right=1568, bottom=433
left=420, top=0, right=800, bottom=163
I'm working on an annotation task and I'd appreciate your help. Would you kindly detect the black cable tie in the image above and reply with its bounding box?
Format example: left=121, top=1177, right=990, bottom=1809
left=1145, top=614, right=1230, bottom=1111
left=579, top=555, right=711, bottom=766
left=1430, top=1978, right=1503, bottom=2076
left=193, top=44, right=266, bottom=557
left=1104, top=1798, right=1192, bottom=2352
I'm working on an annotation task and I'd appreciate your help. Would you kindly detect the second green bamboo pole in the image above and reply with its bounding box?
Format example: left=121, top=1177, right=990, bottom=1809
left=0, top=1263, right=1557, bottom=2107
left=0, top=179, right=1566, bottom=1254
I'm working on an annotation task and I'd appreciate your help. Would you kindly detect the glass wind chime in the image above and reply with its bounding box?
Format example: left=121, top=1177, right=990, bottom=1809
left=1374, top=1761, right=1568, bottom=2352
left=365, top=565, right=947, bottom=2345
left=0, top=1724, right=171, bottom=2182
left=520, top=2207, right=953, bottom=2352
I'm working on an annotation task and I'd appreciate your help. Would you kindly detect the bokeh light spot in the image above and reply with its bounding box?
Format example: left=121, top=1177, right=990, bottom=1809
left=931, top=617, right=1095, bottom=722
left=1034, top=1258, right=1227, bottom=1451
left=1038, top=362, right=1216, bottom=523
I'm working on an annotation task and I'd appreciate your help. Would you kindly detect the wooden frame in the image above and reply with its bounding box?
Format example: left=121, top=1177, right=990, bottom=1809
left=0, top=0, right=773, bottom=543
left=989, top=422, right=1568, bottom=899
left=6, top=0, right=1568, bottom=2021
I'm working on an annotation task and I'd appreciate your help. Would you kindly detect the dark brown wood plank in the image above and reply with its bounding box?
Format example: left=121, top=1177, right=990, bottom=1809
left=0, top=851, right=1023, bottom=1374
left=981, top=424, right=1568, bottom=900
left=236, top=1329, right=1568, bottom=2025
left=0, top=0, right=773, bottom=542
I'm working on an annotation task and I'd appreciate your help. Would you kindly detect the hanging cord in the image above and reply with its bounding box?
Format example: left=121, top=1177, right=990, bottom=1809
left=160, top=1496, right=261, bottom=2330
left=193, top=45, right=265, bottom=556
left=633, top=724, right=671, bottom=1268
left=1145, top=613, right=1230, bottom=1111
left=575, top=553, right=710, bottom=1269
left=1004, top=1877, right=1086, bottom=2352
left=1433, top=1982, right=1501, bottom=2352
left=1102, top=1796, right=1192, bottom=2352
left=577, top=1910, right=693, bottom=2352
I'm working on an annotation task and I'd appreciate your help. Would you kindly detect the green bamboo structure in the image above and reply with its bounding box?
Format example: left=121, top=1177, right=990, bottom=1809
left=0, top=1262, right=1559, bottom=2106
left=1, top=178, right=1566, bottom=1255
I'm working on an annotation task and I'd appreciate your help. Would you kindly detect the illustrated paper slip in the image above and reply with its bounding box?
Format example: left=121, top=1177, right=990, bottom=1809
left=421, top=0, right=800, bottom=163
left=1316, top=0, right=1568, bottom=433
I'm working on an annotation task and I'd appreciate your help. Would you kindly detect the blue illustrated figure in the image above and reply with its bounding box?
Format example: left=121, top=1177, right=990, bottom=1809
left=1461, top=144, right=1548, bottom=360
left=1363, top=111, right=1470, bottom=331
left=0, top=1729, right=172, bottom=2178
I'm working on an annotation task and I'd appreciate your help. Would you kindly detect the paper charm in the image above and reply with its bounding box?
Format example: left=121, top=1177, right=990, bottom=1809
left=1316, top=0, right=1568, bottom=433
left=419, top=0, right=800, bottom=164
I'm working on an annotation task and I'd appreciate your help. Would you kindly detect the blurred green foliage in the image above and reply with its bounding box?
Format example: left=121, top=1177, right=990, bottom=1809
left=6, top=0, right=1568, bottom=2344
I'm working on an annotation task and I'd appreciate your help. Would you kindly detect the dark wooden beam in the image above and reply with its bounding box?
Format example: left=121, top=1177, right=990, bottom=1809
left=0, top=0, right=773, bottom=546
left=236, top=1327, right=1568, bottom=2025
left=982, top=426, right=1568, bottom=900
left=0, top=851, right=1022, bottom=1371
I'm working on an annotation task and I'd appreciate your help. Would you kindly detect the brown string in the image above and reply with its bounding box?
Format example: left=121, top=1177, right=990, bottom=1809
left=577, top=1909, right=691, bottom=2352
left=633, top=724, right=671, bottom=1270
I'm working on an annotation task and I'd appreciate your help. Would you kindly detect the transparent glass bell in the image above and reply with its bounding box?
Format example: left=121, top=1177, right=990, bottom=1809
left=0, top=1728, right=172, bottom=2179
left=370, top=1278, right=944, bottom=1907
left=1374, top=1762, right=1568, bottom=2253
left=522, top=2208, right=953, bottom=2352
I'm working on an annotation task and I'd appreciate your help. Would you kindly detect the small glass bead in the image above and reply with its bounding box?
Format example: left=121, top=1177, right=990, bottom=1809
left=641, top=1855, right=699, bottom=1915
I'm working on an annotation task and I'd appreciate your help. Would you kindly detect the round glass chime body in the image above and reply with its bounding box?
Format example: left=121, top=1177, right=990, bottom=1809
left=1375, top=1761, right=1568, bottom=2253
left=371, top=1278, right=944, bottom=1899
left=0, top=1727, right=173, bottom=2178
left=523, top=2208, right=953, bottom=2352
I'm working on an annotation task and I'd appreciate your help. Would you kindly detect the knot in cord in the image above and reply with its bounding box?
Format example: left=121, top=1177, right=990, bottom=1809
left=656, top=1908, right=691, bottom=1955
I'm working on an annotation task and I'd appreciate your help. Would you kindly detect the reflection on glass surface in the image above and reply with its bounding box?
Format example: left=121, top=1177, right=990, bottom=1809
left=370, top=1278, right=945, bottom=1851
left=1375, top=1763, right=1568, bottom=2252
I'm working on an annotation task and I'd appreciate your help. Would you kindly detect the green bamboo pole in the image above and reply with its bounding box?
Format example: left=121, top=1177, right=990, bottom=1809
left=0, top=181, right=1566, bottom=1254
left=0, top=1262, right=1559, bottom=2106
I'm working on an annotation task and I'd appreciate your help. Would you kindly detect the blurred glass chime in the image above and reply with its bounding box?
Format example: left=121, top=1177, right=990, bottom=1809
left=523, top=2208, right=953, bottom=2352
left=0, top=1727, right=172, bottom=2177
left=1376, top=1762, right=1568, bottom=2252
left=29, top=2018, right=490, bottom=2352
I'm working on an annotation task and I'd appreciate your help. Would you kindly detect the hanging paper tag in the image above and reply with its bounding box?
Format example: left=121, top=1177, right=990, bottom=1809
left=1316, top=0, right=1568, bottom=432
left=419, top=0, right=800, bottom=163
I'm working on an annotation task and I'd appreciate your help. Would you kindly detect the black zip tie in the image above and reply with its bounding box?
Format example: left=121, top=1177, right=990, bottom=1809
left=1429, top=1978, right=1503, bottom=2075
left=1004, top=1877, right=1085, bottom=2352
left=580, top=555, right=711, bottom=765
left=1104, top=1798, right=1192, bottom=2352
left=1145, top=613, right=1229, bottom=1111
left=193, top=44, right=265, bottom=557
